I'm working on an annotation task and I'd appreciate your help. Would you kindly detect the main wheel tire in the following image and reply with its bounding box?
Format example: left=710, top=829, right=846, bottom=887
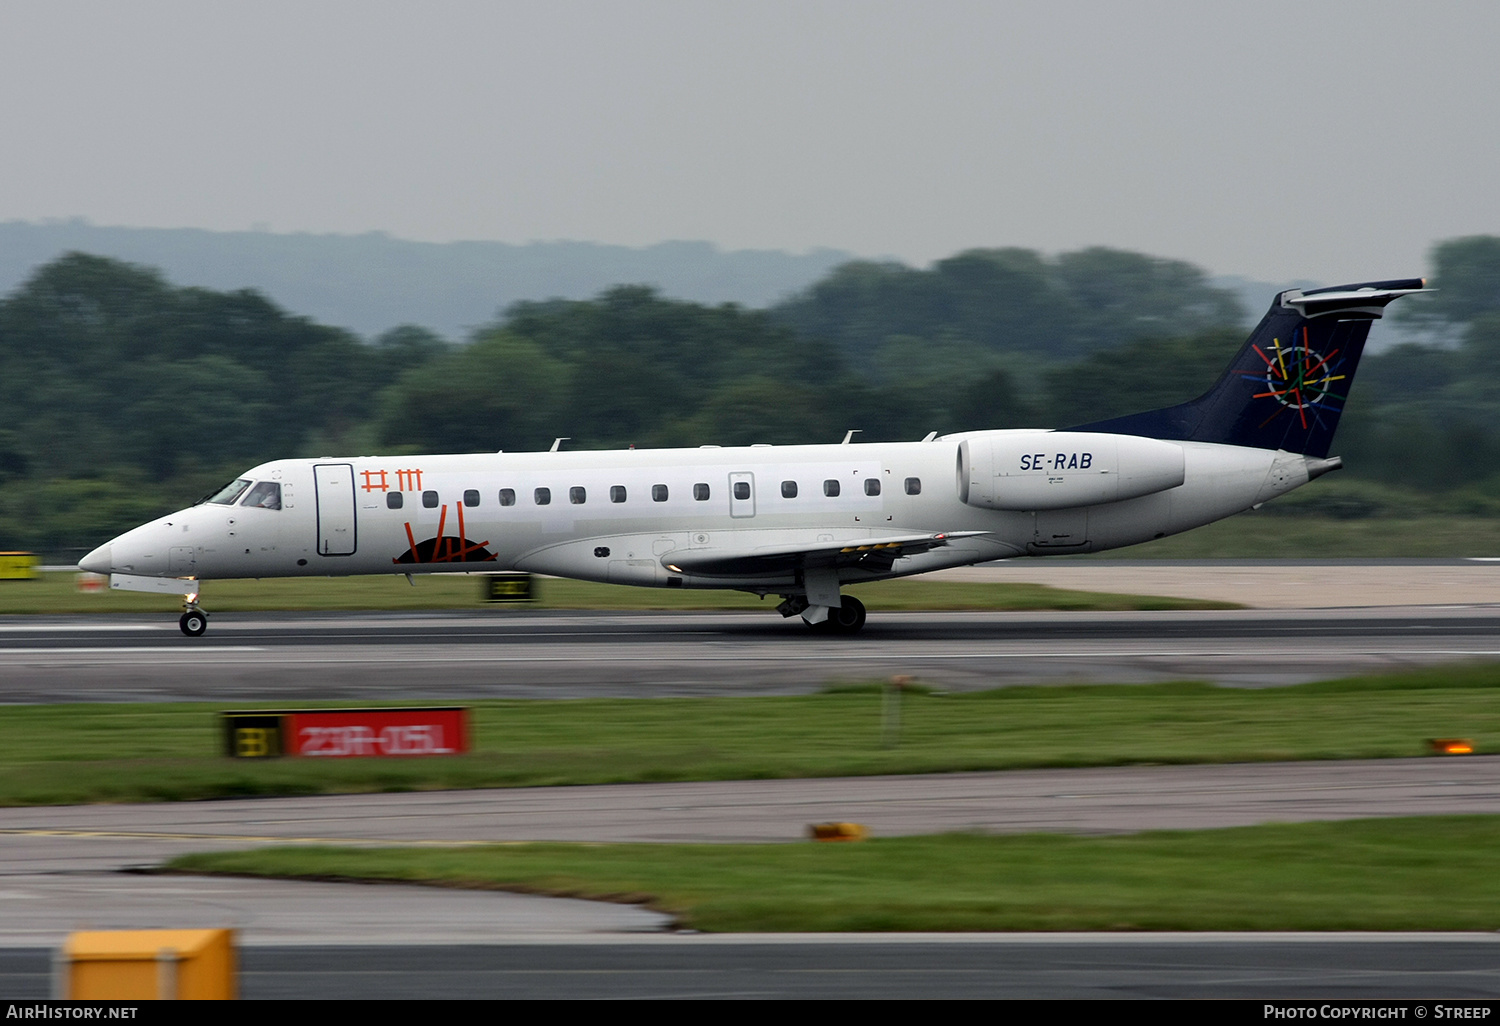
left=828, top=595, right=867, bottom=634
left=179, top=611, right=207, bottom=637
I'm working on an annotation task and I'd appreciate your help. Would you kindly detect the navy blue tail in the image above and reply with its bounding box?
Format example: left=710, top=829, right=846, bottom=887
left=1069, top=278, right=1426, bottom=458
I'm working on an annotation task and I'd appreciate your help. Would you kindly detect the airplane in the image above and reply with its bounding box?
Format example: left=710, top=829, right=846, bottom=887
left=79, top=278, right=1427, bottom=636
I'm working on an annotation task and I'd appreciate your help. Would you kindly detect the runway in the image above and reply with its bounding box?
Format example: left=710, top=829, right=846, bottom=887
left=4, top=604, right=1500, bottom=702
left=5, top=586, right=1500, bottom=997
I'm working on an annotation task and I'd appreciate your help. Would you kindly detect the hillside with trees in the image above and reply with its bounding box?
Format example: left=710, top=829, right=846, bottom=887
left=0, top=222, right=854, bottom=341
left=3, top=238, right=1498, bottom=554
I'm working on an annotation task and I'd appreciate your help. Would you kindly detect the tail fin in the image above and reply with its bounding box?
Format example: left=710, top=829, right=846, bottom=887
left=1069, top=278, right=1427, bottom=457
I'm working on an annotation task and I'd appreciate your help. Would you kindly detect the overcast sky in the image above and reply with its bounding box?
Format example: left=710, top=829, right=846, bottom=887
left=2, top=1, right=1495, bottom=283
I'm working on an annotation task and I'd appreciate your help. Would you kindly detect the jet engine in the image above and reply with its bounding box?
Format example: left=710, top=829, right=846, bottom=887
left=957, top=432, right=1185, bottom=511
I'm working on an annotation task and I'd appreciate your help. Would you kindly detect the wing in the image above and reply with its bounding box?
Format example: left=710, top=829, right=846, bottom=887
left=662, top=530, right=989, bottom=577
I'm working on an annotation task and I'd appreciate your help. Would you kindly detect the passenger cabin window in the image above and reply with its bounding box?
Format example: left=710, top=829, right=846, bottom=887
left=652, top=484, right=668, bottom=502
left=387, top=491, right=403, bottom=510
left=864, top=479, right=881, bottom=496
left=205, top=479, right=251, bottom=505
left=570, top=486, right=587, bottom=505
left=499, top=488, right=515, bottom=507
left=610, top=485, right=627, bottom=503
left=241, top=481, right=282, bottom=510
left=733, top=481, right=750, bottom=500
left=422, top=490, right=439, bottom=508
left=463, top=489, right=480, bottom=507
left=904, top=477, right=921, bottom=495
left=823, top=479, right=840, bottom=497
left=781, top=480, right=797, bottom=498
left=693, top=483, right=710, bottom=501
left=534, top=487, right=551, bottom=505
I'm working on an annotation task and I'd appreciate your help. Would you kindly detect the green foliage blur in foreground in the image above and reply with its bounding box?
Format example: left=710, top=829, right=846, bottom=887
left=0, top=572, right=1229, bottom=614
left=3, top=665, right=1499, bottom=806
left=168, top=817, right=1500, bottom=932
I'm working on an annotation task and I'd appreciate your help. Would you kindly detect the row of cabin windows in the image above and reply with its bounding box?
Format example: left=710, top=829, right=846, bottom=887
left=384, top=477, right=921, bottom=510
left=777, top=478, right=920, bottom=498
left=386, top=484, right=708, bottom=509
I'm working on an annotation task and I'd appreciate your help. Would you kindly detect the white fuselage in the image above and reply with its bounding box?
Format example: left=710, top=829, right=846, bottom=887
left=83, top=430, right=1314, bottom=594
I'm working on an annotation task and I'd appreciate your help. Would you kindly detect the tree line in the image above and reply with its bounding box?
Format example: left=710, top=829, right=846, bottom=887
left=2, top=239, right=1497, bottom=551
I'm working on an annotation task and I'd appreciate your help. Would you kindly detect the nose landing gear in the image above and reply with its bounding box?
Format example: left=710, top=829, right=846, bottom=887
left=180, top=595, right=207, bottom=637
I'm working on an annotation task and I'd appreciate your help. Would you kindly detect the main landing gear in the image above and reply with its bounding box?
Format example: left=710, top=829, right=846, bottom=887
left=776, top=594, right=867, bottom=634
left=815, top=595, right=867, bottom=634
left=179, top=603, right=207, bottom=637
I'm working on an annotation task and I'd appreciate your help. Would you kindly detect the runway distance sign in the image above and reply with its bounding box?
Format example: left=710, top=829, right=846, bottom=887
left=222, top=707, right=470, bottom=758
left=483, top=572, right=535, bottom=602
left=0, top=551, right=38, bottom=580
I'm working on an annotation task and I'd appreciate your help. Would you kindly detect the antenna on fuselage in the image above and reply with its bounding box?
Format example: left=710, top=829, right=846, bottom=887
left=921, top=431, right=938, bottom=442
left=841, top=430, right=861, bottom=444
left=550, top=437, right=569, bottom=452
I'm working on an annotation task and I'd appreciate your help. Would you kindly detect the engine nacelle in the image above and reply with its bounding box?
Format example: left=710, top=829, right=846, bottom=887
left=957, top=431, right=1185, bottom=511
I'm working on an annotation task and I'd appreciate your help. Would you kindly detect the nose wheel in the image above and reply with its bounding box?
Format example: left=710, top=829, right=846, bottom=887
left=179, top=608, right=208, bottom=637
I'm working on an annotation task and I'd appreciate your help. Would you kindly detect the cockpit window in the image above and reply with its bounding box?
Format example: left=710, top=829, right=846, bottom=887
left=241, top=481, right=282, bottom=510
left=204, top=479, right=251, bottom=505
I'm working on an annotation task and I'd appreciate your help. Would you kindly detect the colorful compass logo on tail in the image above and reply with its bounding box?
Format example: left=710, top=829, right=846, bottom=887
left=1241, top=326, right=1348, bottom=431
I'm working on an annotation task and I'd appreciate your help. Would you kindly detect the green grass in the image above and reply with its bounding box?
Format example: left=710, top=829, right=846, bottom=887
left=167, top=816, right=1500, bottom=932
left=1085, top=511, right=1500, bottom=558
left=4, top=664, right=1500, bottom=806
left=0, top=572, right=1230, bottom=613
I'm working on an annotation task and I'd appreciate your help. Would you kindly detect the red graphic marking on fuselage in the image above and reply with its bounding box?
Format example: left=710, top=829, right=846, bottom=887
left=393, top=502, right=497, bottom=564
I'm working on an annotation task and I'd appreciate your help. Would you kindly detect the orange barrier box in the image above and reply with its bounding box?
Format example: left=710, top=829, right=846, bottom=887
left=809, top=822, right=868, bottom=842
left=60, top=928, right=236, bottom=1000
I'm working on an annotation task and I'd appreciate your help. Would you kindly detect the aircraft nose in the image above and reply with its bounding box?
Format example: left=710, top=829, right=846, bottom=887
left=78, top=542, right=112, bottom=575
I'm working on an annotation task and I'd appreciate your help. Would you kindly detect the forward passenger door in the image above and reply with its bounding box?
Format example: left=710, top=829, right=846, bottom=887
left=314, top=463, right=357, bottom=556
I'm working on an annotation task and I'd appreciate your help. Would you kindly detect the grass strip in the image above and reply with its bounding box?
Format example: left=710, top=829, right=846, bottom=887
left=3, top=664, right=1499, bottom=805
left=1078, top=512, right=1500, bottom=558
left=167, top=816, right=1500, bottom=932
left=0, top=572, right=1230, bottom=613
